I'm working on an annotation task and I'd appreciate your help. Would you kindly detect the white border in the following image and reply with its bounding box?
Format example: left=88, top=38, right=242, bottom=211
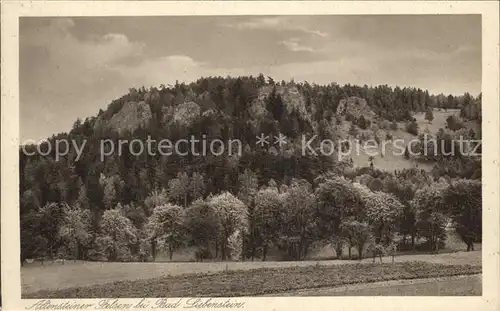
left=2, top=1, right=499, bottom=311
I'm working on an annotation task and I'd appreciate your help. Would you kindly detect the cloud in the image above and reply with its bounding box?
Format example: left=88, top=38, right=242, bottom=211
left=302, top=29, right=328, bottom=38
left=20, top=16, right=480, bottom=141
left=279, top=39, right=316, bottom=52
left=20, top=18, right=146, bottom=141
left=114, top=51, right=378, bottom=92
left=113, top=55, right=208, bottom=87
left=21, top=18, right=144, bottom=74
left=222, top=16, right=329, bottom=37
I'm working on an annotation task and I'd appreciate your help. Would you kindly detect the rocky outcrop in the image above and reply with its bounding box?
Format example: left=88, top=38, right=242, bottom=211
left=172, top=101, right=201, bottom=127
left=103, top=101, right=152, bottom=134
left=336, top=96, right=377, bottom=120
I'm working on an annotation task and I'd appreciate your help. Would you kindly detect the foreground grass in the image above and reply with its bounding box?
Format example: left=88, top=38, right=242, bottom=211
left=270, top=275, right=482, bottom=296
left=327, top=275, right=482, bottom=296
left=24, top=261, right=481, bottom=298
left=22, top=251, right=482, bottom=294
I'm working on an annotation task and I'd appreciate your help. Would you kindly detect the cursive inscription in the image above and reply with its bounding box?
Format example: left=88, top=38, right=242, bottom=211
left=26, top=298, right=246, bottom=310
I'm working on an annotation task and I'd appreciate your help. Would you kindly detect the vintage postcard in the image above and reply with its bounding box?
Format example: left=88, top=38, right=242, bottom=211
left=1, top=1, right=499, bottom=311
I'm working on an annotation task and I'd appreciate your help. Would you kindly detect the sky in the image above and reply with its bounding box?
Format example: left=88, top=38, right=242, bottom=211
left=20, top=15, right=481, bottom=141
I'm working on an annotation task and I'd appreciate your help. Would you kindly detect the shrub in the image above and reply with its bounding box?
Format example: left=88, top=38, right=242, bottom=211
left=425, top=108, right=434, bottom=123
left=405, top=121, right=419, bottom=136
left=368, top=178, right=384, bottom=192
left=379, top=120, right=390, bottom=130
left=348, top=124, right=359, bottom=138
left=358, top=116, right=369, bottom=130
left=194, top=247, right=213, bottom=262
left=86, top=249, right=107, bottom=262
left=397, top=240, right=446, bottom=252
left=445, top=115, right=465, bottom=131
left=345, top=112, right=355, bottom=122
left=336, top=114, right=342, bottom=125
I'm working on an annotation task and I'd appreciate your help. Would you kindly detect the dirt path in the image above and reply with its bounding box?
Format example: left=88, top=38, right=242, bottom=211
left=266, top=274, right=482, bottom=296
left=21, top=251, right=481, bottom=294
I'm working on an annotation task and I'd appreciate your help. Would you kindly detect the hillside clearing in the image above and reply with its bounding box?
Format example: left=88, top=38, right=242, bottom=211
left=340, top=108, right=463, bottom=172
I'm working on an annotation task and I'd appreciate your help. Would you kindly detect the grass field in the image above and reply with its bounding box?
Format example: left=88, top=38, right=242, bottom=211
left=269, top=274, right=482, bottom=296
left=23, top=261, right=481, bottom=298
left=22, top=250, right=481, bottom=296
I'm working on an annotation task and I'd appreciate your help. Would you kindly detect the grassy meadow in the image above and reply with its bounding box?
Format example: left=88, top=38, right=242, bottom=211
left=22, top=249, right=481, bottom=297
left=24, top=260, right=481, bottom=298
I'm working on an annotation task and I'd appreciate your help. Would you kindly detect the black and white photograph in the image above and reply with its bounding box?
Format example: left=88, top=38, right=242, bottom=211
left=1, top=1, right=499, bottom=310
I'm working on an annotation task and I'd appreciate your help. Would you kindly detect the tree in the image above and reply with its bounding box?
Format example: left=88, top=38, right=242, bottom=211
left=237, top=169, right=259, bottom=260
left=86, top=166, right=105, bottom=234
left=368, top=177, right=383, bottom=192
left=370, top=123, right=380, bottom=136
left=98, top=206, right=138, bottom=261
left=146, top=204, right=186, bottom=260
left=412, top=186, right=447, bottom=252
left=190, top=172, right=205, bottom=201
left=364, top=191, right=404, bottom=245
left=37, top=202, right=66, bottom=259
left=445, top=115, right=464, bottom=131
left=257, top=73, right=266, bottom=87
left=266, top=87, right=285, bottom=121
left=279, top=180, right=317, bottom=260
left=446, top=94, right=454, bottom=109
left=121, top=202, right=147, bottom=229
left=21, top=188, right=41, bottom=214
left=21, top=208, right=53, bottom=262
left=254, top=187, right=284, bottom=260
left=404, top=146, right=410, bottom=160
left=144, top=188, right=169, bottom=215
left=417, top=129, right=439, bottom=161
left=102, top=179, right=117, bottom=209
left=237, top=169, right=259, bottom=205
left=357, top=115, right=369, bottom=130
left=209, top=192, right=248, bottom=260
left=315, top=178, right=364, bottom=258
left=77, top=183, right=89, bottom=209
left=425, top=108, right=434, bottom=124
left=368, top=156, right=375, bottom=170
left=355, top=174, right=373, bottom=186
left=168, top=172, right=190, bottom=207
left=386, top=179, right=417, bottom=249
left=58, top=204, right=92, bottom=260
left=340, top=218, right=371, bottom=260
left=468, top=128, right=476, bottom=140
left=100, top=174, right=121, bottom=209
left=184, top=199, right=221, bottom=255
left=442, top=179, right=481, bottom=251
left=227, top=229, right=244, bottom=261
left=143, top=188, right=169, bottom=259
left=348, top=123, right=359, bottom=138
left=405, top=120, right=419, bottom=136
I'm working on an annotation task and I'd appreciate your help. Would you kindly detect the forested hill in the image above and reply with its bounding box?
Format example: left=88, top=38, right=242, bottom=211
left=20, top=75, right=482, bottom=262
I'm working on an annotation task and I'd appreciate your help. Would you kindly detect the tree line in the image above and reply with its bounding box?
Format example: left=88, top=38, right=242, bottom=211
left=21, top=165, right=481, bottom=263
